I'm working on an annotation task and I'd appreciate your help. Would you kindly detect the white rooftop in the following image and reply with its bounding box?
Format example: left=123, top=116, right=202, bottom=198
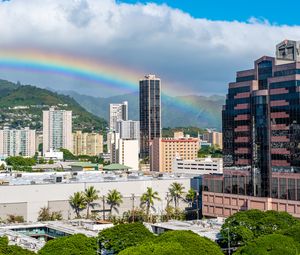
left=0, top=171, right=191, bottom=186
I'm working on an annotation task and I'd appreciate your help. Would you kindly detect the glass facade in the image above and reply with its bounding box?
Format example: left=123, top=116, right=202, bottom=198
left=139, top=75, right=161, bottom=159
left=222, top=52, right=300, bottom=198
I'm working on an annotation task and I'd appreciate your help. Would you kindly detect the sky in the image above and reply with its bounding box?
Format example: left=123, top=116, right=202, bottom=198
left=1, top=0, right=300, bottom=97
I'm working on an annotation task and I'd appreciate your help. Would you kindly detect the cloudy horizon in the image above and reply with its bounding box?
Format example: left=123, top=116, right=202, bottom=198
left=1, top=0, right=300, bottom=97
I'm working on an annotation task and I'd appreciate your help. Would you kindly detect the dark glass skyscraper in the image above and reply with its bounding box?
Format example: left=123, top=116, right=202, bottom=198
left=139, top=75, right=161, bottom=159
left=222, top=40, right=300, bottom=197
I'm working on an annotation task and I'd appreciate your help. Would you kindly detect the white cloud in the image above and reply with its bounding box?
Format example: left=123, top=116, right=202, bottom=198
left=1, top=0, right=300, bottom=96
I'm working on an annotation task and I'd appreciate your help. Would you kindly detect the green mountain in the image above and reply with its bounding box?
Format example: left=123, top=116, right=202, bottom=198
left=63, top=91, right=225, bottom=129
left=0, top=79, right=107, bottom=132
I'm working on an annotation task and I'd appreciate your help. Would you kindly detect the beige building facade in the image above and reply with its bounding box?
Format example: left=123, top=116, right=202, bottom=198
left=203, top=130, right=223, bottom=149
left=150, top=136, right=199, bottom=172
left=73, top=131, right=103, bottom=156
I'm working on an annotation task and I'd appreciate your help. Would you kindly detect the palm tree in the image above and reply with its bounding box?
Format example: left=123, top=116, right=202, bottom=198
left=69, top=191, right=86, bottom=218
left=186, top=188, right=196, bottom=207
left=84, top=186, right=99, bottom=219
left=169, top=182, right=185, bottom=209
left=106, top=189, right=123, bottom=217
left=140, top=187, right=161, bottom=221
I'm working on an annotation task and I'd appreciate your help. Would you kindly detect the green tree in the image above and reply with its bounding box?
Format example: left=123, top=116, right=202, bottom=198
left=6, top=214, right=24, bottom=223
left=186, top=188, right=196, bottom=207
left=69, top=192, right=86, bottom=218
left=280, top=224, right=300, bottom=242
left=83, top=186, right=99, bottom=219
left=0, top=236, right=34, bottom=255
left=38, top=234, right=97, bottom=255
left=106, top=189, right=123, bottom=217
left=120, top=230, right=223, bottom=255
left=98, top=223, right=154, bottom=254
left=140, top=187, right=161, bottom=221
left=37, top=207, right=62, bottom=221
left=220, top=210, right=299, bottom=247
left=60, top=148, right=77, bottom=160
left=234, top=234, right=300, bottom=255
left=169, top=182, right=185, bottom=208
left=198, top=145, right=222, bottom=158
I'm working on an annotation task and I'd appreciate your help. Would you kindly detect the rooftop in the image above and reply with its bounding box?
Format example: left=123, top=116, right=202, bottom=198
left=103, top=163, right=132, bottom=171
left=148, top=218, right=225, bottom=241
left=0, top=171, right=190, bottom=186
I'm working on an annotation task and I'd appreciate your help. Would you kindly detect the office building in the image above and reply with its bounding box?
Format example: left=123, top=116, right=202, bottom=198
left=173, top=156, right=223, bottom=176
left=43, top=107, right=72, bottom=154
left=202, top=40, right=300, bottom=218
left=140, top=74, right=161, bottom=159
left=203, top=130, right=223, bottom=149
left=117, top=120, right=140, bottom=140
left=118, top=139, right=139, bottom=170
left=109, top=101, right=128, bottom=131
left=73, top=131, right=103, bottom=156
left=0, top=127, right=36, bottom=157
left=150, top=135, right=199, bottom=172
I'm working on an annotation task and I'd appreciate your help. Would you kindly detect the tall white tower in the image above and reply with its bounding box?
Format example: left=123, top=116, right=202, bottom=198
left=43, top=107, right=72, bottom=154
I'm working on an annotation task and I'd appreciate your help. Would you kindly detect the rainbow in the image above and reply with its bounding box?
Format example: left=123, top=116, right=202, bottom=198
left=0, top=49, right=142, bottom=94
left=0, top=48, right=221, bottom=127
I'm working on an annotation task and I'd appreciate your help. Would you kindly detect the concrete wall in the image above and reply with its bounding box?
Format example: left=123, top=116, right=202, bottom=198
left=0, top=178, right=190, bottom=222
left=203, top=191, right=300, bottom=218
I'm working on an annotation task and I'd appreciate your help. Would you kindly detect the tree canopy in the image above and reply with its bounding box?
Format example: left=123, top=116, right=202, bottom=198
left=0, top=237, right=34, bottom=255
left=119, top=230, right=223, bottom=255
left=38, top=234, right=97, bottom=255
left=234, top=234, right=300, bottom=255
left=220, top=209, right=299, bottom=247
left=98, top=223, right=154, bottom=254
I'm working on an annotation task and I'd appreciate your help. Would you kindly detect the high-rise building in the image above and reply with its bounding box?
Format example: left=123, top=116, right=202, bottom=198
left=150, top=135, right=199, bottom=172
left=118, top=139, right=139, bottom=170
left=109, top=101, right=128, bottom=131
left=73, top=131, right=103, bottom=156
left=202, top=40, right=300, bottom=218
left=203, top=130, right=223, bottom=149
left=139, top=74, right=161, bottom=159
left=0, top=127, right=36, bottom=157
left=43, top=107, right=72, bottom=154
left=117, top=120, right=140, bottom=140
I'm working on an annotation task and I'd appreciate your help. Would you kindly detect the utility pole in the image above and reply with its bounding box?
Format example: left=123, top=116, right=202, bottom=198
left=196, top=191, right=199, bottom=220
left=228, top=225, right=231, bottom=255
left=102, top=195, right=106, bottom=220
left=130, top=193, right=135, bottom=222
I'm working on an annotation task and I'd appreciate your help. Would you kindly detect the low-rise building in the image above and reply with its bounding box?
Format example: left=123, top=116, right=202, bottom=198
left=173, top=156, right=223, bottom=176
left=0, top=171, right=191, bottom=222
left=150, top=135, right=199, bottom=172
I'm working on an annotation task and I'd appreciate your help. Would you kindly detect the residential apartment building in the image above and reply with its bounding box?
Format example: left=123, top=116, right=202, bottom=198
left=43, top=107, right=72, bottom=154
left=0, top=127, right=36, bottom=157
left=203, top=40, right=300, bottom=218
left=150, top=135, right=199, bottom=172
left=173, top=156, right=223, bottom=176
left=118, top=139, right=139, bottom=170
left=73, top=131, right=103, bottom=156
left=140, top=75, right=161, bottom=159
left=203, top=130, right=223, bottom=149
left=109, top=101, right=128, bottom=131
left=116, top=120, right=140, bottom=140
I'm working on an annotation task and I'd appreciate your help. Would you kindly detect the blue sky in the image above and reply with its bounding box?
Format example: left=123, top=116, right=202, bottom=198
left=120, top=0, right=300, bottom=25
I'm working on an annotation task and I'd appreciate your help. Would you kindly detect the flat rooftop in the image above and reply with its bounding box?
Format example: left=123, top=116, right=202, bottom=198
left=0, top=171, right=191, bottom=186
left=148, top=218, right=225, bottom=241
left=0, top=220, right=113, bottom=252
